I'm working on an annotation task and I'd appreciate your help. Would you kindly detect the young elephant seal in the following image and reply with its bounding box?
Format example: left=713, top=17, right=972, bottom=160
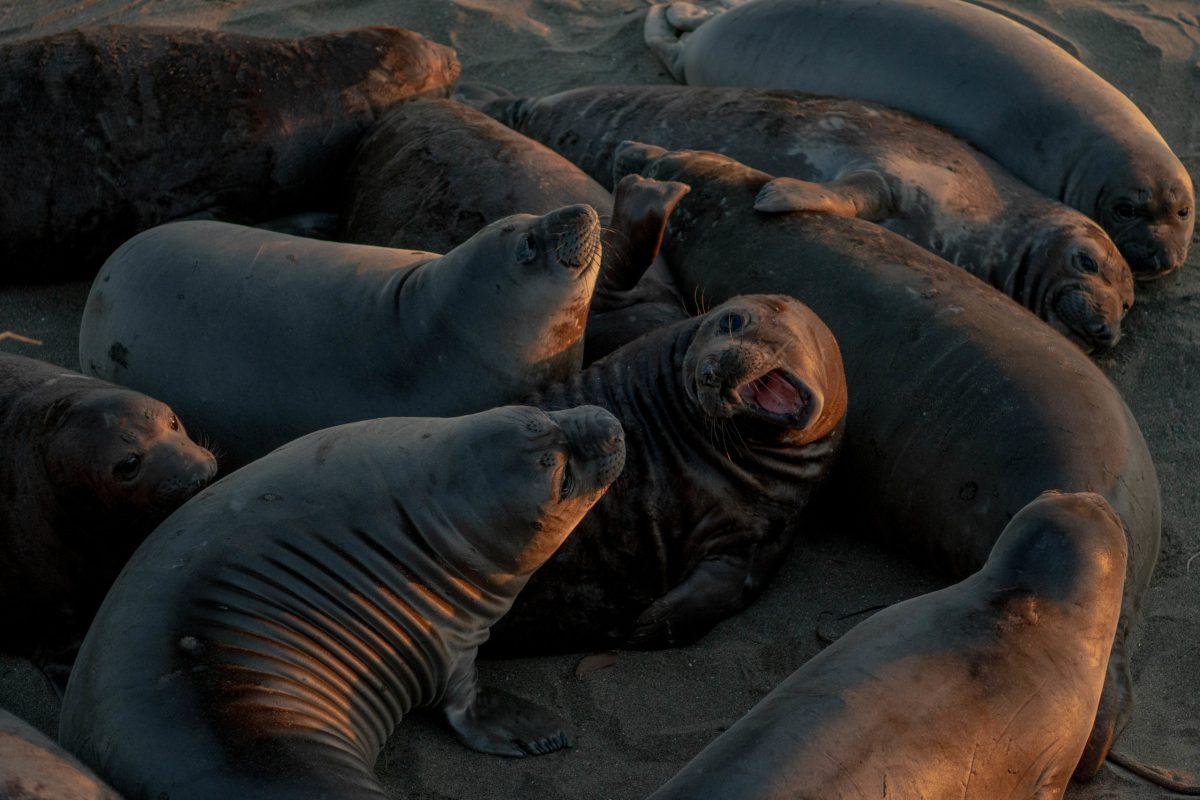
left=488, top=294, right=847, bottom=652
left=0, top=25, right=459, bottom=281
left=79, top=206, right=601, bottom=469
left=60, top=405, right=625, bottom=800
left=649, top=492, right=1126, bottom=800
left=613, top=143, right=1159, bottom=778
left=1, top=708, right=123, bottom=800
left=487, top=85, right=1134, bottom=351
left=0, top=354, right=216, bottom=667
left=645, top=0, right=1194, bottom=278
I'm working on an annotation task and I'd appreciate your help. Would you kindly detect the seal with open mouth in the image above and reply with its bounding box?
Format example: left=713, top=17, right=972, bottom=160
left=488, top=294, right=847, bottom=653
left=79, top=205, right=602, bottom=469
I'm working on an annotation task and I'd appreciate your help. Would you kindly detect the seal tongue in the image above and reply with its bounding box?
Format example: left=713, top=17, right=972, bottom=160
left=737, top=370, right=803, bottom=415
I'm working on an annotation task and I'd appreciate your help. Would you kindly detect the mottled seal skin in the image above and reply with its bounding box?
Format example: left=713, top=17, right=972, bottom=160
left=0, top=354, right=216, bottom=667
left=649, top=492, right=1127, bottom=800
left=614, top=144, right=1159, bottom=778
left=1, top=708, right=123, bottom=800
left=0, top=25, right=459, bottom=281
left=60, top=406, right=624, bottom=800
left=488, top=295, right=847, bottom=653
left=645, top=0, right=1194, bottom=278
left=78, top=205, right=601, bottom=469
left=486, top=85, right=1134, bottom=351
left=340, top=97, right=690, bottom=362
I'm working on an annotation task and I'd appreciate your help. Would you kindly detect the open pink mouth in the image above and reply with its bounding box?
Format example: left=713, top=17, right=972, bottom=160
left=736, top=369, right=807, bottom=417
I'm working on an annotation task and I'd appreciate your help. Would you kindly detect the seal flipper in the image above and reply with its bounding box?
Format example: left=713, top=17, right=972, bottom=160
left=1074, top=640, right=1133, bottom=779
left=598, top=175, right=691, bottom=299
left=1107, top=751, right=1200, bottom=795
left=754, top=173, right=895, bottom=221
left=644, top=4, right=689, bottom=83
left=444, top=658, right=574, bottom=757
left=666, top=2, right=714, bottom=31
left=625, top=555, right=750, bottom=649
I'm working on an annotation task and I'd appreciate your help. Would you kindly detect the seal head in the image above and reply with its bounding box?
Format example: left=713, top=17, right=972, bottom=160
left=1030, top=224, right=1134, bottom=351
left=1096, top=161, right=1194, bottom=279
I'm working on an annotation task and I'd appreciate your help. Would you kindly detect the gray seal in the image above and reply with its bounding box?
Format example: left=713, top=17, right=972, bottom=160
left=645, top=0, right=1194, bottom=278
left=59, top=405, right=625, bottom=800
left=78, top=206, right=601, bottom=469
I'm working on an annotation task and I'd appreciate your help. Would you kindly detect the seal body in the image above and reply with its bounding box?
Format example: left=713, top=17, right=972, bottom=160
left=614, top=144, right=1159, bottom=777
left=649, top=492, right=1127, bottom=800
left=0, top=25, right=459, bottom=280
left=1, top=708, right=123, bottom=800
left=0, top=354, right=216, bottom=665
left=78, top=206, right=602, bottom=468
left=341, top=97, right=689, bottom=362
left=60, top=405, right=625, bottom=800
left=487, top=85, right=1133, bottom=351
left=645, top=0, right=1194, bottom=277
left=489, top=295, right=847, bottom=652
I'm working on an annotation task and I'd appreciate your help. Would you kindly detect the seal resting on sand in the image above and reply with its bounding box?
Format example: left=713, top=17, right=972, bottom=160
left=0, top=25, right=459, bottom=281
left=0, top=353, right=216, bottom=672
left=1, top=708, right=123, bottom=799
left=648, top=492, right=1126, bottom=800
left=60, top=405, right=625, bottom=800
left=488, top=294, right=847, bottom=652
left=644, top=0, right=1194, bottom=278
left=612, top=142, right=1160, bottom=778
left=78, top=205, right=602, bottom=469
left=484, top=85, right=1134, bottom=351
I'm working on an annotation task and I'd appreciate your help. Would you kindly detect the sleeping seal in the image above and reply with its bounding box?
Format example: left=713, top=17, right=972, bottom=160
left=60, top=405, right=625, bottom=800
left=79, top=205, right=601, bottom=469
left=488, top=294, right=847, bottom=652
left=485, top=85, right=1134, bottom=351
left=0, top=25, right=459, bottom=281
left=645, top=0, right=1194, bottom=278
left=1, top=708, right=123, bottom=799
left=649, top=492, right=1126, bottom=800
left=612, top=143, right=1159, bottom=778
left=0, top=354, right=216, bottom=671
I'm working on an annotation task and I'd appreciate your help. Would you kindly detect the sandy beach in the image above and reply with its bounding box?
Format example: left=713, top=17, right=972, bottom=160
left=0, top=1, right=1197, bottom=797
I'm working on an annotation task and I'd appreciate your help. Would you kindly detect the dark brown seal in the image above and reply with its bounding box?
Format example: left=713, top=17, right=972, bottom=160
left=0, top=25, right=459, bottom=281
left=488, top=294, right=847, bottom=652
left=648, top=492, right=1126, bottom=800
left=612, top=143, right=1159, bottom=778
left=60, top=405, right=624, bottom=800
left=0, top=354, right=215, bottom=671
left=1, top=708, right=123, bottom=799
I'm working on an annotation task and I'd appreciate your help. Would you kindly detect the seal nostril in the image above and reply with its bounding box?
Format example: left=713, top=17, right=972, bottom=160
left=699, top=361, right=722, bottom=387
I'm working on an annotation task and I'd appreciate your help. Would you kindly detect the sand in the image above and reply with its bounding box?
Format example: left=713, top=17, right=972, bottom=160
left=0, top=1, right=1196, bottom=798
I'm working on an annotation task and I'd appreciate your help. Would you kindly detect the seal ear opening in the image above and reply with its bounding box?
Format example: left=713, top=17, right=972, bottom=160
left=612, top=141, right=669, bottom=187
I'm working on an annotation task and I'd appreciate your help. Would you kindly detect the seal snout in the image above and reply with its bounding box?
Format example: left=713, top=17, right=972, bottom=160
left=548, top=406, right=626, bottom=495
left=542, top=204, right=601, bottom=273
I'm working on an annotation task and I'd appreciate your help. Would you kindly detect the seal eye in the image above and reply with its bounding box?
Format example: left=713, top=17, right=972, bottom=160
left=516, top=233, right=538, bottom=264
left=1076, top=253, right=1099, bottom=274
left=113, top=453, right=142, bottom=481
left=558, top=462, right=575, bottom=501
left=1179, top=207, right=1192, bottom=219
left=1113, top=202, right=1137, bottom=220
left=717, top=312, right=747, bottom=335
left=169, top=415, right=180, bottom=432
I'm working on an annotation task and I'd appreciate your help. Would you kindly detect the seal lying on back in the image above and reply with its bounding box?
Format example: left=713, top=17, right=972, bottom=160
left=613, top=143, right=1159, bottom=777
left=645, top=0, right=1194, bottom=278
left=79, top=205, right=601, bottom=468
left=0, top=25, right=459, bottom=280
left=341, top=97, right=690, bottom=362
left=1, top=708, right=123, bottom=800
left=487, top=85, right=1134, bottom=350
left=488, top=295, right=847, bottom=652
left=0, top=354, right=215, bottom=668
left=649, top=492, right=1126, bottom=800
left=60, top=405, right=625, bottom=800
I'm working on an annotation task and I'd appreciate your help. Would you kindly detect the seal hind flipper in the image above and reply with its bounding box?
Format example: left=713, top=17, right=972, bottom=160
left=644, top=4, right=689, bottom=82
left=626, top=555, right=751, bottom=649
left=1107, top=750, right=1200, bottom=795
left=444, top=662, right=575, bottom=757
left=754, top=174, right=895, bottom=221
left=600, top=175, right=691, bottom=296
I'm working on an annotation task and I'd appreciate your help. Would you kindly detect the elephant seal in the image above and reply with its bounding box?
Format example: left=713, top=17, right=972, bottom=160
left=645, top=0, right=1194, bottom=278
left=1, top=708, right=123, bottom=799
left=79, top=205, right=602, bottom=469
left=648, top=492, right=1126, bottom=800
left=613, top=143, right=1160, bottom=778
left=0, top=354, right=216, bottom=671
left=341, top=97, right=690, bottom=362
left=60, top=405, right=625, bottom=800
left=487, top=294, right=847, bottom=653
left=486, top=85, right=1134, bottom=351
left=0, top=25, right=459, bottom=281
